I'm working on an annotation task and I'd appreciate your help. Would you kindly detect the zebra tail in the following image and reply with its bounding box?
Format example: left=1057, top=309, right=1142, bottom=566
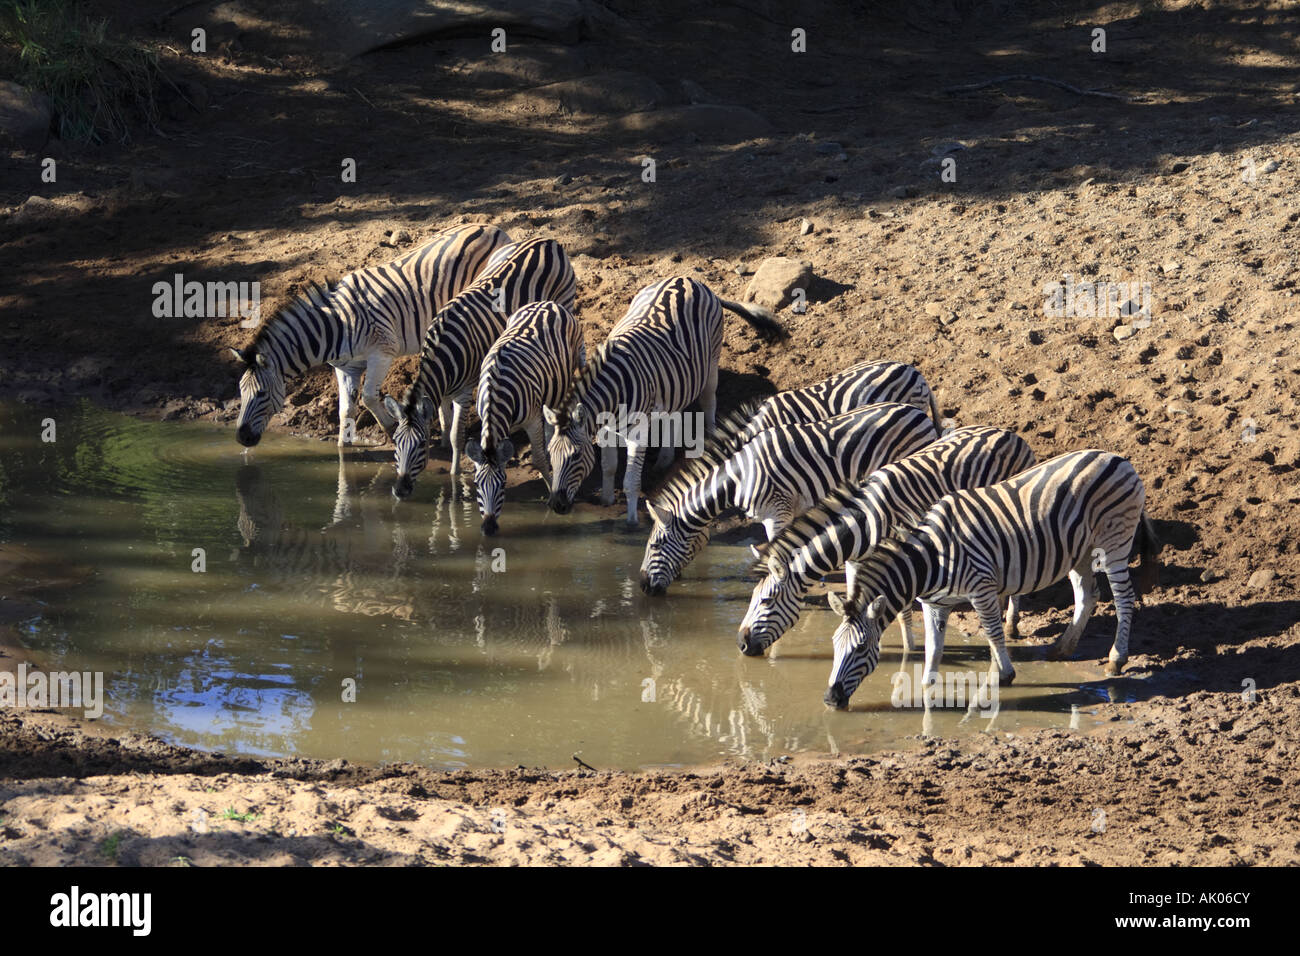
left=718, top=298, right=789, bottom=342
left=928, top=389, right=943, bottom=429
left=1134, top=510, right=1161, bottom=594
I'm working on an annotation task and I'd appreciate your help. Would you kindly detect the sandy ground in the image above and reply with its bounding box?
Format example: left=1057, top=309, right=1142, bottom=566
left=1, top=0, right=1299, bottom=865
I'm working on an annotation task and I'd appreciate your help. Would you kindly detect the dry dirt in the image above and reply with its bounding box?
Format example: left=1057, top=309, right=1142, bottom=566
left=1, top=0, right=1299, bottom=865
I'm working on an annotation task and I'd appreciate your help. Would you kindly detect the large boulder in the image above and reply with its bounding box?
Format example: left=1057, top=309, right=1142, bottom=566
left=744, top=258, right=814, bottom=312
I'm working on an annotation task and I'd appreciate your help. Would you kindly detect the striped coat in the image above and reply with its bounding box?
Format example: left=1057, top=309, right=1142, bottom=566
left=232, top=223, right=511, bottom=447
left=388, top=237, right=576, bottom=496
left=736, top=427, right=1036, bottom=678
left=823, top=449, right=1160, bottom=708
left=638, top=403, right=938, bottom=595
left=466, top=301, right=586, bottom=535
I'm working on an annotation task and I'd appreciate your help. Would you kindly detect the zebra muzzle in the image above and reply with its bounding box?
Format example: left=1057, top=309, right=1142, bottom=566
left=737, top=627, right=766, bottom=657
left=639, top=571, right=666, bottom=596
left=824, top=682, right=850, bottom=710
left=481, top=514, right=499, bottom=536
left=235, top=424, right=262, bottom=447
left=392, top=474, right=415, bottom=499
left=548, top=492, right=572, bottom=515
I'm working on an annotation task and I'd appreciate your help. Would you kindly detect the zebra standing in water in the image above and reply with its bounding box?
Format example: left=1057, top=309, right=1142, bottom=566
left=821, top=449, right=1161, bottom=708
left=465, top=300, right=586, bottom=535
left=639, top=403, right=938, bottom=595
left=736, top=427, right=1037, bottom=678
left=544, top=276, right=786, bottom=526
left=231, top=223, right=512, bottom=447
left=388, top=237, right=576, bottom=497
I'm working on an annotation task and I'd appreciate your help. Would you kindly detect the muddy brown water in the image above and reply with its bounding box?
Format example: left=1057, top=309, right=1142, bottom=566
left=0, top=401, right=1117, bottom=769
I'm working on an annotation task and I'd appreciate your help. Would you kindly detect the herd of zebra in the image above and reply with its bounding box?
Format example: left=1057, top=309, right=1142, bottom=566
left=229, top=222, right=1162, bottom=708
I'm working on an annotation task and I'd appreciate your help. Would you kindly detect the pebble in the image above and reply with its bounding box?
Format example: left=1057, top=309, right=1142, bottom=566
left=1113, top=325, right=1136, bottom=341
left=799, top=218, right=815, bottom=235
left=1247, top=569, right=1275, bottom=589
left=554, top=173, right=572, bottom=185
left=1260, top=159, right=1279, bottom=174
left=1161, top=261, right=1180, bottom=275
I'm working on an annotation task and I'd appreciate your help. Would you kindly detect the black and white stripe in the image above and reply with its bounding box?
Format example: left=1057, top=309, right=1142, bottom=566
left=823, top=449, right=1160, bottom=708
left=736, top=426, right=1037, bottom=673
left=465, top=300, right=586, bottom=535
left=388, top=237, right=576, bottom=497
left=638, top=402, right=938, bottom=595
left=544, top=276, right=785, bottom=525
left=231, top=223, right=511, bottom=447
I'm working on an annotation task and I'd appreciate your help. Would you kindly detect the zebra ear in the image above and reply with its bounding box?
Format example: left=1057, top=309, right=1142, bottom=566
left=749, top=544, right=763, bottom=560
left=383, top=396, right=403, bottom=422
left=826, top=590, right=847, bottom=617
left=768, top=556, right=789, bottom=581
left=416, top=397, right=435, bottom=424
left=254, top=352, right=268, bottom=368
left=542, top=405, right=559, bottom=427
left=227, top=347, right=245, bottom=364
left=865, top=595, right=887, bottom=619
left=465, top=440, right=486, bottom=466
left=495, top=439, right=514, bottom=466
left=645, top=500, right=666, bottom=525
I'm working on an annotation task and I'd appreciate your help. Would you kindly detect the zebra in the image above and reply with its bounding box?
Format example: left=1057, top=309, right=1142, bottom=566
left=387, top=237, right=577, bottom=498
left=638, top=402, right=938, bottom=595
left=230, top=223, right=512, bottom=447
left=736, top=427, right=1037, bottom=678
left=821, top=449, right=1161, bottom=709
left=543, top=275, right=786, bottom=526
left=464, top=300, right=586, bottom=535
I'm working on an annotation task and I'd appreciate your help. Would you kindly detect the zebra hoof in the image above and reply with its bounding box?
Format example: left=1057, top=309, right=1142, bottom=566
left=1045, top=644, right=1066, bottom=661
left=1104, top=659, right=1126, bottom=677
left=998, top=668, right=1016, bottom=687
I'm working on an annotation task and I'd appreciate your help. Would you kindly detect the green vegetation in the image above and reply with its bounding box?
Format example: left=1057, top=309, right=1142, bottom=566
left=0, top=0, right=165, bottom=143
left=219, top=807, right=260, bottom=823
left=98, top=830, right=125, bottom=860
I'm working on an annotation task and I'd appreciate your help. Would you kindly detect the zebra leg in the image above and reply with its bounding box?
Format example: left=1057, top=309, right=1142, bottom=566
left=701, top=363, right=719, bottom=434
left=524, top=414, right=550, bottom=483
left=438, top=397, right=455, bottom=449
left=449, top=393, right=472, bottom=476
left=972, top=586, right=1016, bottom=685
left=1047, top=558, right=1098, bottom=661
left=599, top=441, right=618, bottom=507
left=1103, top=562, right=1137, bottom=676
left=359, top=353, right=396, bottom=440
left=898, top=605, right=924, bottom=653
left=655, top=413, right=676, bottom=471
left=333, top=364, right=364, bottom=446
left=921, top=601, right=950, bottom=685
left=1005, top=594, right=1022, bottom=639
left=623, top=437, right=648, bottom=526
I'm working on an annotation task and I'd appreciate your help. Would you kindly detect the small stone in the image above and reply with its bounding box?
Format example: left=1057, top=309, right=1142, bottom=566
left=388, top=227, right=411, bottom=246
left=734, top=262, right=753, bottom=276
left=1028, top=330, right=1044, bottom=345
left=1199, top=569, right=1215, bottom=583
left=1113, top=325, right=1136, bottom=341
left=1247, top=569, right=1275, bottom=589
left=1169, top=161, right=1190, bottom=173
left=924, top=302, right=946, bottom=318
left=1165, top=403, right=1190, bottom=417
left=1260, top=159, right=1279, bottom=174
left=799, top=218, right=815, bottom=235
left=743, top=257, right=814, bottom=311
left=1161, top=261, right=1181, bottom=275
left=554, top=173, right=573, bottom=185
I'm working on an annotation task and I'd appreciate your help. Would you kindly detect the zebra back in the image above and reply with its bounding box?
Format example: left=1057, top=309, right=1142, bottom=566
left=405, top=237, right=576, bottom=412
left=558, top=276, right=723, bottom=428
left=760, top=426, right=1038, bottom=579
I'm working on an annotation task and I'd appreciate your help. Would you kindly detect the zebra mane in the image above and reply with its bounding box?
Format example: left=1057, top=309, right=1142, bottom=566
left=647, top=398, right=765, bottom=509
left=402, top=321, right=445, bottom=414
left=243, top=279, right=338, bottom=362
left=555, top=337, right=614, bottom=422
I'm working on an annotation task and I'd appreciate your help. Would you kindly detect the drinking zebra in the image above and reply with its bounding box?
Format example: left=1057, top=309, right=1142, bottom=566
left=544, top=276, right=786, bottom=526
left=388, top=237, right=577, bottom=498
left=638, top=402, right=938, bottom=595
left=230, top=223, right=512, bottom=447
left=821, top=449, right=1161, bottom=708
left=736, top=427, right=1037, bottom=678
left=465, top=300, right=586, bottom=535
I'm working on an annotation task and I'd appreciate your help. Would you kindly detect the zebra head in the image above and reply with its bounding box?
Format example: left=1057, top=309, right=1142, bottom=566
left=543, top=404, right=595, bottom=514
left=388, top=393, right=436, bottom=499
left=466, top=437, right=513, bottom=535
left=824, top=589, right=887, bottom=709
left=230, top=347, right=285, bottom=447
left=737, top=554, right=809, bottom=655
left=639, top=499, right=708, bottom=595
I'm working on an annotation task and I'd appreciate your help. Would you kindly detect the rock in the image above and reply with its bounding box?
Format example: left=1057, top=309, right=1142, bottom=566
left=1112, top=325, right=1136, bottom=341
left=554, top=173, right=572, bottom=185
left=1247, top=569, right=1275, bottom=589
left=1165, top=403, right=1190, bottom=417
left=387, top=227, right=412, bottom=246
left=1028, top=330, right=1044, bottom=345
left=617, top=104, right=772, bottom=144
left=10, top=195, right=57, bottom=225
left=734, top=262, right=753, bottom=276
left=1169, top=160, right=1190, bottom=173
left=923, top=302, right=946, bottom=318
left=891, top=184, right=918, bottom=199
left=743, top=257, right=813, bottom=312
left=1161, top=261, right=1180, bottom=274
left=1199, top=569, right=1215, bottom=583
left=799, top=218, right=815, bottom=236
left=514, top=71, right=667, bottom=117
left=1260, top=159, right=1279, bottom=174
left=0, top=81, right=51, bottom=151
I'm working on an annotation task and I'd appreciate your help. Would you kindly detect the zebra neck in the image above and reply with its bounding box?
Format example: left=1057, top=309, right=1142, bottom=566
left=261, top=300, right=351, bottom=377
left=863, top=535, right=936, bottom=622
left=413, top=340, right=457, bottom=406
left=675, top=465, right=737, bottom=530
